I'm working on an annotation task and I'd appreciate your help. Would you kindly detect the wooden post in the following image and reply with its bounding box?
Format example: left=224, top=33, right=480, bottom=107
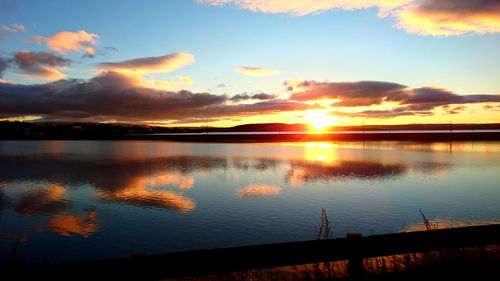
left=347, top=232, right=363, bottom=278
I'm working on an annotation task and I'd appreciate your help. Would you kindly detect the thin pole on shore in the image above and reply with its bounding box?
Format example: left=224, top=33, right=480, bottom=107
left=362, top=121, right=365, bottom=143
left=449, top=121, right=453, bottom=152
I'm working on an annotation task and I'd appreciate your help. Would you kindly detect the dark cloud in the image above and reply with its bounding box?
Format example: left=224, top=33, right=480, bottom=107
left=13, top=51, right=70, bottom=67
left=0, top=71, right=225, bottom=121
left=331, top=107, right=433, bottom=119
left=252, top=93, right=276, bottom=100
left=230, top=92, right=276, bottom=102
left=9, top=51, right=71, bottom=79
left=411, top=0, right=500, bottom=14
left=387, top=87, right=500, bottom=111
left=289, top=80, right=500, bottom=117
left=0, top=71, right=315, bottom=122
left=396, top=0, right=500, bottom=35
left=288, top=80, right=407, bottom=106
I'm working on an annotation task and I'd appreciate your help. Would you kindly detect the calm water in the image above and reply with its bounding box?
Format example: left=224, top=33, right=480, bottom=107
left=1, top=140, right=499, bottom=265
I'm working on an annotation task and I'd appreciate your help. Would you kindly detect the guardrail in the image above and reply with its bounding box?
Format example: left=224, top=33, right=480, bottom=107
left=5, top=224, right=499, bottom=280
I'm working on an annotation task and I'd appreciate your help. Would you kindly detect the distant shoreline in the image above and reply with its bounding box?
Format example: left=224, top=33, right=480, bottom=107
left=3, top=131, right=500, bottom=142
left=2, top=121, right=500, bottom=142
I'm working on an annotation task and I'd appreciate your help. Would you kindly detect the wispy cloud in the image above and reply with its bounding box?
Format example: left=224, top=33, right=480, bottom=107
left=31, top=30, right=99, bottom=58
left=197, top=0, right=500, bottom=36
left=234, top=66, right=281, bottom=76
left=197, top=0, right=410, bottom=16
left=2, top=23, right=24, bottom=32
left=99, top=52, right=195, bottom=74
left=395, top=0, right=500, bottom=36
left=0, top=23, right=25, bottom=39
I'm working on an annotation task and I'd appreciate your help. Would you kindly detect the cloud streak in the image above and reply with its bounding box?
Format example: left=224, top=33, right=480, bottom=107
left=32, top=30, right=99, bottom=58
left=99, top=52, right=195, bottom=74
left=198, top=0, right=500, bottom=35
left=234, top=66, right=281, bottom=76
left=198, top=0, right=410, bottom=16
left=0, top=23, right=25, bottom=39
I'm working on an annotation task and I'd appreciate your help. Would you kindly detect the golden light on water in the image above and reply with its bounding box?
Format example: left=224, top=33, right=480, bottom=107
left=304, top=142, right=338, bottom=164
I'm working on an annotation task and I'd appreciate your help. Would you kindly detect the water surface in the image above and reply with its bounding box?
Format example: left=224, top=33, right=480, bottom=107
left=0, top=140, right=499, bottom=264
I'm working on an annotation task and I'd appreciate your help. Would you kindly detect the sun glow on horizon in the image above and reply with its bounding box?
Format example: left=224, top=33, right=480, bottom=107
left=307, top=111, right=337, bottom=131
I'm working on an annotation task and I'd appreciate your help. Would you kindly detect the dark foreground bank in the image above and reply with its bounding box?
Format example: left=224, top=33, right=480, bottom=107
left=3, top=224, right=499, bottom=280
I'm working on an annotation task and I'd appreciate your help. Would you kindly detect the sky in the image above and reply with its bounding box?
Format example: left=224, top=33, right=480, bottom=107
left=0, top=0, right=499, bottom=127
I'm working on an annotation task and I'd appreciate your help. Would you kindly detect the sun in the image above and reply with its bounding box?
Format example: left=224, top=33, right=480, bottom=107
left=307, top=112, right=335, bottom=131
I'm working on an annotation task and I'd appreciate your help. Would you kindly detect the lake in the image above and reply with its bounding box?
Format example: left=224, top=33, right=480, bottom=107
left=0, top=140, right=499, bottom=265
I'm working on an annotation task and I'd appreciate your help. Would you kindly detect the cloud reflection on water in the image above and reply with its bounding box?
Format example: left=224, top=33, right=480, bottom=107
left=48, top=210, right=98, bottom=237
left=0, top=142, right=456, bottom=217
left=236, top=184, right=282, bottom=198
left=15, top=183, right=71, bottom=216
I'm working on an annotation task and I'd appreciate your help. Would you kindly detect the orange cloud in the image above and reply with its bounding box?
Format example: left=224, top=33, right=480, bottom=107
left=236, top=183, right=282, bottom=197
left=48, top=210, right=98, bottom=237
left=32, top=30, right=99, bottom=57
left=198, top=0, right=410, bottom=16
left=234, top=66, right=281, bottom=76
left=99, top=52, right=195, bottom=75
left=395, top=0, right=500, bottom=35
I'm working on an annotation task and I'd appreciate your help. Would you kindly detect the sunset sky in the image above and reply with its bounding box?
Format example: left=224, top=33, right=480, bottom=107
left=0, top=0, right=499, bottom=127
